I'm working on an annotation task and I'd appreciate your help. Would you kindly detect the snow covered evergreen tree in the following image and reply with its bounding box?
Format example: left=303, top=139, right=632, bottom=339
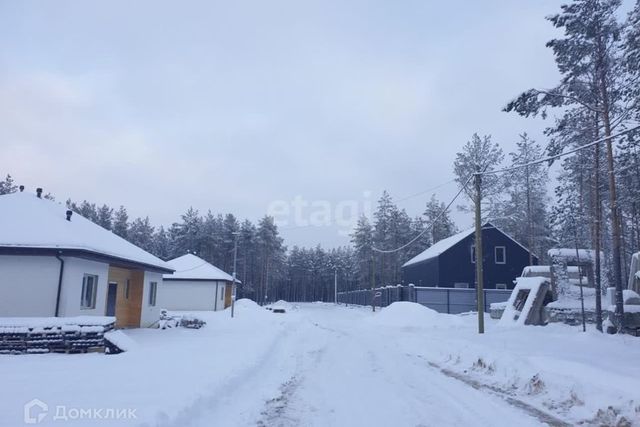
left=351, top=215, right=374, bottom=290
left=152, top=225, right=171, bottom=260
left=0, top=174, right=18, bottom=195
left=113, top=206, right=129, bottom=239
left=423, top=194, right=458, bottom=245
left=128, top=217, right=155, bottom=253
left=95, top=204, right=113, bottom=230
left=493, top=134, right=551, bottom=263
left=256, top=215, right=285, bottom=304
left=453, top=133, right=504, bottom=218
left=504, top=0, right=629, bottom=330
left=170, top=207, right=203, bottom=256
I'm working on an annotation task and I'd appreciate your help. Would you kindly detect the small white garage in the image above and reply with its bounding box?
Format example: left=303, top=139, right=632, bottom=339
left=160, top=254, right=236, bottom=311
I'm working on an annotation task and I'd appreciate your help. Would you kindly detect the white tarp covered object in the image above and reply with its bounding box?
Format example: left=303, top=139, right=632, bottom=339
left=500, top=277, right=550, bottom=326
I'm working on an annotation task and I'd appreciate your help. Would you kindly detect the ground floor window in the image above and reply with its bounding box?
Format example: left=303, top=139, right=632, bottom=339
left=495, top=283, right=507, bottom=290
left=81, top=274, right=98, bottom=309
left=454, top=282, right=469, bottom=289
left=149, top=282, right=157, bottom=306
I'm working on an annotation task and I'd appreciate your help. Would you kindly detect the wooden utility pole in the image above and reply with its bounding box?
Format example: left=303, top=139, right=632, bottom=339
left=474, top=169, right=485, bottom=334
left=371, top=253, right=376, bottom=312
left=334, top=268, right=338, bottom=304
left=526, top=163, right=534, bottom=266
left=231, top=231, right=239, bottom=318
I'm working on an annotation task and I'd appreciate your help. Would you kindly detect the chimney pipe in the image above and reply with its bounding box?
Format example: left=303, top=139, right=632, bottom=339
left=36, top=188, right=43, bottom=198
left=19, top=185, right=24, bottom=192
left=66, top=210, right=73, bottom=221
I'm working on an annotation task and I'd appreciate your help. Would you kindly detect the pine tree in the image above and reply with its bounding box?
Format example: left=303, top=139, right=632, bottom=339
left=113, top=206, right=129, bottom=239
left=95, top=204, right=113, bottom=230
left=77, top=201, right=98, bottom=222
left=372, top=191, right=399, bottom=286
left=504, top=0, right=628, bottom=330
left=494, top=134, right=551, bottom=263
left=256, top=215, right=285, bottom=304
left=152, top=226, right=171, bottom=260
left=423, top=194, right=457, bottom=244
left=128, top=217, right=155, bottom=253
left=0, top=174, right=18, bottom=195
left=351, top=215, right=374, bottom=290
left=170, top=207, right=203, bottom=256
left=403, top=216, right=431, bottom=262
left=221, top=213, right=240, bottom=273
left=453, top=133, right=504, bottom=217
left=237, top=219, right=258, bottom=298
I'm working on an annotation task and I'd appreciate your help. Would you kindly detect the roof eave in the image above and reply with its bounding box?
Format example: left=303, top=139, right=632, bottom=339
left=0, top=246, right=174, bottom=274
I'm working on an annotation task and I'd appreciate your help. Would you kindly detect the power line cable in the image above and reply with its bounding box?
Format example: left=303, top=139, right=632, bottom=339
left=372, top=124, right=640, bottom=255
left=481, top=125, right=640, bottom=176
left=372, top=174, right=473, bottom=254
left=396, top=178, right=458, bottom=203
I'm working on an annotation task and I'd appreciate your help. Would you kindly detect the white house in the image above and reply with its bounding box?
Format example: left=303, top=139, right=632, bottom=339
left=160, top=253, right=237, bottom=311
left=0, top=190, right=174, bottom=327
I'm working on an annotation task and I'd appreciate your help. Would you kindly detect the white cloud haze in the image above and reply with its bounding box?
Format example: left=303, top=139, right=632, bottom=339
left=0, top=0, right=564, bottom=247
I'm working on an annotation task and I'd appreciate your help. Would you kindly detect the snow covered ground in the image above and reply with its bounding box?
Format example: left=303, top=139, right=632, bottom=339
left=1, top=300, right=639, bottom=426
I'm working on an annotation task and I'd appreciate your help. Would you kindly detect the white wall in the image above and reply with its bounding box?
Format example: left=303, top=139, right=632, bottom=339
left=140, top=271, right=164, bottom=327
left=58, top=257, right=110, bottom=317
left=0, top=255, right=59, bottom=317
left=0, top=254, right=166, bottom=327
left=157, top=280, right=227, bottom=312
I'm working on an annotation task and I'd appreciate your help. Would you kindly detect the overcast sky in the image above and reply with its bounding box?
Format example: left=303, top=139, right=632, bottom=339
left=0, top=0, right=567, bottom=248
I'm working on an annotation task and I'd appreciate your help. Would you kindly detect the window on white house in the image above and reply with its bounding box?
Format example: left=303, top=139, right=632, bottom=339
left=149, top=282, right=157, bottom=306
left=220, top=285, right=225, bottom=300
left=454, top=282, right=469, bottom=289
left=496, top=283, right=507, bottom=290
left=124, top=279, right=130, bottom=300
left=495, top=246, right=506, bottom=264
left=470, top=245, right=476, bottom=263
left=81, top=274, right=98, bottom=309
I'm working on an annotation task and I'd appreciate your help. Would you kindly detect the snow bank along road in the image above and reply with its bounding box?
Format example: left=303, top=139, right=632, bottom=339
left=1, top=301, right=638, bottom=426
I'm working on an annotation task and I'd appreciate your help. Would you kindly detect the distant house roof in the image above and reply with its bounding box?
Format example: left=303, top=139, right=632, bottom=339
left=402, top=226, right=475, bottom=268
left=0, top=192, right=173, bottom=273
left=402, top=222, right=535, bottom=268
left=164, top=253, right=236, bottom=282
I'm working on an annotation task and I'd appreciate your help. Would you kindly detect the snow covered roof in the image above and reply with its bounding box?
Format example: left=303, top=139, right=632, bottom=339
left=547, top=248, right=603, bottom=263
left=522, top=265, right=580, bottom=274
left=402, top=226, right=475, bottom=267
left=164, top=253, right=236, bottom=282
left=0, top=192, right=172, bottom=272
left=402, top=222, right=535, bottom=268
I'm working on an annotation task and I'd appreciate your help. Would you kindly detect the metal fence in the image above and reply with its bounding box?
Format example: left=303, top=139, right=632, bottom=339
left=337, top=285, right=512, bottom=314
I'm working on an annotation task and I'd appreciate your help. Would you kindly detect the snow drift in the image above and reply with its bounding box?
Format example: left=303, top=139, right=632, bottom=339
left=370, top=302, right=463, bottom=328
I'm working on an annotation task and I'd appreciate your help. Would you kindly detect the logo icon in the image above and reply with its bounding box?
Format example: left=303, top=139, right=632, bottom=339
left=24, top=399, right=48, bottom=424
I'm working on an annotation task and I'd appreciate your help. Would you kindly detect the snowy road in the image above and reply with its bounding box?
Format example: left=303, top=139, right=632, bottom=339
left=162, top=304, right=542, bottom=427
left=2, top=301, right=638, bottom=427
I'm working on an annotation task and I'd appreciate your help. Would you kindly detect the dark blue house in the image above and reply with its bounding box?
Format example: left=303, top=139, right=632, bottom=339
left=402, top=222, right=537, bottom=290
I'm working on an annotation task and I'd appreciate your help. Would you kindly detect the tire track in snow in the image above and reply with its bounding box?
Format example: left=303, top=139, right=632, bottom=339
left=406, top=353, right=572, bottom=427
left=153, top=321, right=297, bottom=427
left=255, top=320, right=331, bottom=427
